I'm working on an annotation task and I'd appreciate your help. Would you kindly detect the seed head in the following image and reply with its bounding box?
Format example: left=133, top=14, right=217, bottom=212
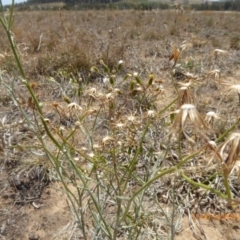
left=143, top=110, right=156, bottom=118
left=84, top=108, right=97, bottom=117
left=229, top=84, right=240, bottom=91
left=208, top=69, right=221, bottom=82
left=90, top=66, right=99, bottom=73
left=113, top=88, right=121, bottom=94
left=106, top=92, right=115, bottom=100
left=93, top=144, right=101, bottom=150
left=111, top=121, right=125, bottom=129
left=67, top=102, right=83, bottom=111
left=133, top=72, right=138, bottom=77
left=209, top=48, right=229, bottom=58
left=177, top=86, right=193, bottom=107
left=103, top=76, right=110, bottom=85
left=74, top=121, right=82, bottom=128
left=102, top=136, right=115, bottom=146
left=126, top=113, right=139, bottom=125
left=204, top=111, right=220, bottom=126
left=52, top=102, right=60, bottom=108
left=222, top=84, right=240, bottom=104
left=88, top=152, right=95, bottom=158
left=218, top=132, right=240, bottom=176
left=86, top=87, right=97, bottom=95
left=170, top=104, right=208, bottom=142
left=207, top=140, right=217, bottom=150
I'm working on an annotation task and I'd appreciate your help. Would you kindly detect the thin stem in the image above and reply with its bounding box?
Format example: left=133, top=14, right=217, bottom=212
left=216, top=118, right=240, bottom=143
left=223, top=169, right=232, bottom=201
left=181, top=171, right=228, bottom=199
left=111, top=148, right=122, bottom=240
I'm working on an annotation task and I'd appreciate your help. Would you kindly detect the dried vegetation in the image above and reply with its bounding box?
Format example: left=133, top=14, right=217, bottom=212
left=1, top=8, right=240, bottom=240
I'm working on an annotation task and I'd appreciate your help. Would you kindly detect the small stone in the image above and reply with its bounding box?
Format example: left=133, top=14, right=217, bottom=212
left=29, top=232, right=39, bottom=240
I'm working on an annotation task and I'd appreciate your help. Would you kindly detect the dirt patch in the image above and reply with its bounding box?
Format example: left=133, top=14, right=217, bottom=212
left=0, top=183, right=74, bottom=240
left=176, top=216, right=240, bottom=240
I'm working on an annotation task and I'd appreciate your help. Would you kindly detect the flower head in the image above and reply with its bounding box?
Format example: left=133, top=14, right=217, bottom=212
left=208, top=69, right=221, bottom=82
left=143, top=110, right=156, bottom=118
left=102, top=136, right=115, bottom=146
left=204, top=111, right=221, bottom=126
left=133, top=72, right=138, bottom=77
left=170, top=104, right=208, bottom=142
left=67, top=102, right=83, bottom=111
left=218, top=132, right=240, bottom=176
left=103, top=77, right=110, bottom=85
left=177, top=86, right=193, bottom=107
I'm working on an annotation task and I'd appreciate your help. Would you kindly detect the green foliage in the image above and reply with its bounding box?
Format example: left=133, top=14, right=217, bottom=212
left=191, top=0, right=240, bottom=11
left=23, top=0, right=169, bottom=10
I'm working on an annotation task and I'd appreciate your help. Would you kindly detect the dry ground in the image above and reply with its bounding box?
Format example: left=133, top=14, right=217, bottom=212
left=1, top=9, right=240, bottom=240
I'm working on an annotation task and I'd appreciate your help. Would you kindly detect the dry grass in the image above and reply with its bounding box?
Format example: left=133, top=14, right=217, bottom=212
left=1, top=9, right=240, bottom=240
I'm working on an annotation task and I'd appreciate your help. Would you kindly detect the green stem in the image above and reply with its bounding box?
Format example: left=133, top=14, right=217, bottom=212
left=158, top=97, right=178, bottom=116
left=223, top=170, right=232, bottom=201
left=181, top=171, right=228, bottom=199
left=111, top=148, right=122, bottom=240
left=120, top=146, right=204, bottom=222
left=121, top=119, right=150, bottom=194
left=216, top=118, right=240, bottom=143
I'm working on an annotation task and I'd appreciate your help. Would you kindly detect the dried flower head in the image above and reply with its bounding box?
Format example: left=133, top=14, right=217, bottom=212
left=85, top=87, right=97, bottom=96
left=231, top=160, right=240, bottom=181
left=74, top=121, right=82, bottom=128
left=222, top=84, right=240, bottom=104
left=169, top=45, right=180, bottom=68
left=170, top=104, right=208, bottom=142
left=127, top=115, right=136, bottom=122
left=228, top=84, right=240, bottom=92
left=177, top=86, right=193, bottom=107
left=103, top=76, right=110, bottom=85
left=106, top=92, right=115, bottom=100
left=90, top=66, right=99, bottom=73
left=93, top=144, right=101, bottom=150
left=181, top=72, right=197, bottom=80
left=204, top=140, right=221, bottom=165
left=67, top=102, right=83, bottom=111
left=96, top=91, right=118, bottom=102
left=207, top=140, right=217, bottom=151
left=204, top=111, right=221, bottom=127
left=113, top=88, right=121, bottom=94
left=52, top=102, right=61, bottom=109
left=177, top=80, right=192, bottom=88
left=154, top=84, right=165, bottom=97
left=84, top=108, right=97, bottom=117
left=43, top=118, right=51, bottom=124
left=143, top=110, right=157, bottom=118
left=135, top=86, right=144, bottom=92
left=169, top=43, right=186, bottom=68
left=111, top=121, right=126, bottom=129
left=133, top=72, right=138, bottom=77
left=102, top=136, right=115, bottom=146
left=218, top=132, right=240, bottom=176
left=207, top=48, right=230, bottom=61
left=208, top=69, right=221, bottom=83
left=30, top=82, right=38, bottom=89
left=88, top=152, right=95, bottom=158
left=126, top=113, right=139, bottom=125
